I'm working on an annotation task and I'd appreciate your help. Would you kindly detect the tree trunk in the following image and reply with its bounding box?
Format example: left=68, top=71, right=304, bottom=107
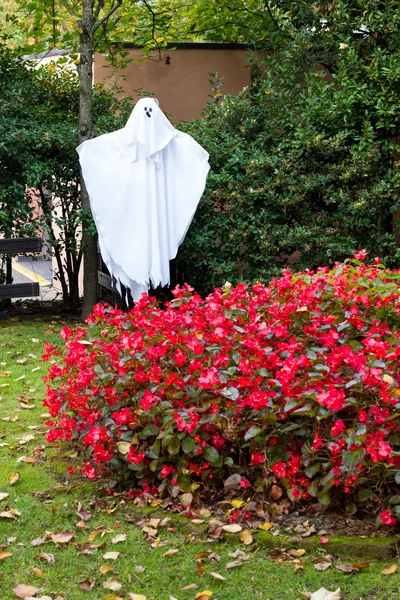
left=79, top=0, right=98, bottom=320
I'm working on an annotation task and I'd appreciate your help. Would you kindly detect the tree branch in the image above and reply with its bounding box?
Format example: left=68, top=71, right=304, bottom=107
left=59, top=0, right=78, bottom=18
left=92, top=0, right=123, bottom=34
left=94, top=0, right=105, bottom=22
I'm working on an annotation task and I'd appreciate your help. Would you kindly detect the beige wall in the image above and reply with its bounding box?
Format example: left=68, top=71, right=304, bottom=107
left=94, top=47, right=253, bottom=122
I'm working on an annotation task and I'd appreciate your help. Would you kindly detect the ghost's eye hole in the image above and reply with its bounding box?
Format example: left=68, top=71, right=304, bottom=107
left=144, top=106, right=147, bottom=111
left=149, top=107, right=152, bottom=112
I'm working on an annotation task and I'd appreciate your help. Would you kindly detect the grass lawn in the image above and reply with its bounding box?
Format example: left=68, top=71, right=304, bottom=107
left=0, top=317, right=399, bottom=600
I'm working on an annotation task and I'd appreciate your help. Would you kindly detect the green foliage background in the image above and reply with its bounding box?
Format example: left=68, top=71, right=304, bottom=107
left=177, top=2, right=400, bottom=294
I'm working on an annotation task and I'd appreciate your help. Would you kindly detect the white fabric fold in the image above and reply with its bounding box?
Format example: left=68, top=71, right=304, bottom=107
left=76, top=98, right=210, bottom=301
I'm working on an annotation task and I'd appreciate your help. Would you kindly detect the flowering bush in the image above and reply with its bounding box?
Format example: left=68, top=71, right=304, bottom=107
left=43, top=254, right=400, bottom=524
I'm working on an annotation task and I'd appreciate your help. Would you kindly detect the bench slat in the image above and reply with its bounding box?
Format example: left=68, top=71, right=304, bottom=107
left=0, top=283, right=40, bottom=299
left=0, top=238, right=42, bottom=254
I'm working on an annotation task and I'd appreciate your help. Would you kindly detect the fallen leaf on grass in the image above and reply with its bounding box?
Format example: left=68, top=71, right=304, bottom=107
left=209, top=572, right=226, bottom=581
left=222, top=524, right=242, bottom=533
left=31, top=536, right=48, bottom=547
left=164, top=548, right=179, bottom=557
left=258, top=522, right=273, bottom=531
left=335, top=565, right=355, bottom=573
left=288, top=549, right=306, bottom=558
left=195, top=592, right=213, bottom=600
left=180, top=492, right=193, bottom=507
left=239, top=529, right=253, bottom=545
left=134, top=566, right=145, bottom=573
left=313, top=562, right=331, bottom=571
left=112, top=533, right=127, bottom=544
left=27, top=567, right=47, bottom=578
left=0, top=551, right=12, bottom=560
left=226, top=560, right=246, bottom=569
left=50, top=532, right=75, bottom=544
left=0, top=492, right=9, bottom=500
left=309, top=588, right=341, bottom=600
left=103, top=551, right=120, bottom=560
left=382, top=564, right=398, bottom=575
left=12, top=583, right=40, bottom=598
left=8, top=471, right=20, bottom=485
left=104, top=577, right=122, bottom=591
left=180, top=584, right=198, bottom=590
left=231, top=499, right=246, bottom=509
left=128, top=594, right=147, bottom=600
left=100, top=565, right=114, bottom=574
left=79, top=578, right=96, bottom=590
left=353, top=562, right=369, bottom=570
left=0, top=508, right=21, bottom=519
left=38, top=552, right=55, bottom=564
left=302, top=524, right=317, bottom=538
left=228, top=549, right=247, bottom=560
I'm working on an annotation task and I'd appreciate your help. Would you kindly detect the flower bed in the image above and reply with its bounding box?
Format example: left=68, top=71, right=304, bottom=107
left=43, top=253, right=400, bottom=524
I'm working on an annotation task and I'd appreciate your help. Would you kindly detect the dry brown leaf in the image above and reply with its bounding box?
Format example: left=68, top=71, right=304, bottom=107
left=31, top=536, right=48, bottom=547
left=50, top=532, right=75, bottom=544
left=222, top=524, right=242, bottom=533
left=163, top=548, right=179, bottom=557
left=27, top=567, right=47, bottom=578
left=180, top=492, right=193, bottom=507
left=12, top=583, right=40, bottom=598
left=314, top=562, right=331, bottom=571
left=335, top=565, right=354, bottom=573
left=382, top=564, right=398, bottom=575
left=103, top=551, right=120, bottom=560
left=38, top=552, right=54, bottom=564
left=112, top=533, right=127, bottom=544
left=0, top=508, right=21, bottom=519
left=228, top=549, right=247, bottom=560
left=8, top=471, right=20, bottom=486
left=128, top=594, right=147, bottom=600
left=0, top=492, right=9, bottom=500
left=258, top=522, right=273, bottom=531
left=302, top=524, right=317, bottom=538
left=100, top=565, right=114, bottom=574
left=197, top=562, right=205, bottom=577
left=148, top=517, right=161, bottom=528
left=209, top=572, right=226, bottom=581
left=134, top=566, right=145, bottom=573
left=271, top=484, right=283, bottom=500
left=195, top=591, right=213, bottom=599
left=116, top=442, right=131, bottom=454
left=353, top=562, right=369, bottom=570
left=103, top=577, right=122, bottom=591
left=180, top=584, right=198, bottom=590
left=0, top=551, right=12, bottom=560
left=288, top=549, right=306, bottom=558
left=239, top=529, right=253, bottom=545
left=226, top=560, right=246, bottom=569
left=79, top=578, right=96, bottom=590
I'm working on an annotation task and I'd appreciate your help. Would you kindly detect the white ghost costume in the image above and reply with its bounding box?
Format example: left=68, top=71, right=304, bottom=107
left=76, top=98, right=210, bottom=301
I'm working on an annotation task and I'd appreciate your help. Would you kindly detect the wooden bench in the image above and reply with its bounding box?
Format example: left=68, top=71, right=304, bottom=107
left=0, top=237, right=42, bottom=299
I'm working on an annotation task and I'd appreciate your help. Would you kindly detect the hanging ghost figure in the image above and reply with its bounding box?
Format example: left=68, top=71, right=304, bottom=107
left=76, top=98, right=210, bottom=301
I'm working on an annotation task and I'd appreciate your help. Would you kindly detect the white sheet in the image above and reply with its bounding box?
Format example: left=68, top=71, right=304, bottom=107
left=77, top=98, right=210, bottom=301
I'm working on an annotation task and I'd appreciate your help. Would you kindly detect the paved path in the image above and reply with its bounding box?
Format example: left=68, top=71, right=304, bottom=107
left=11, top=258, right=59, bottom=301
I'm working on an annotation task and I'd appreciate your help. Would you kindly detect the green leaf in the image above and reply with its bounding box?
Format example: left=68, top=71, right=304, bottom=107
left=305, top=463, right=320, bottom=478
left=140, top=424, right=160, bottom=438
left=203, top=446, right=220, bottom=464
left=182, top=437, right=196, bottom=454
left=244, top=425, right=262, bottom=441
left=342, top=448, right=365, bottom=471
left=167, top=437, right=180, bottom=455
left=317, top=491, right=331, bottom=506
